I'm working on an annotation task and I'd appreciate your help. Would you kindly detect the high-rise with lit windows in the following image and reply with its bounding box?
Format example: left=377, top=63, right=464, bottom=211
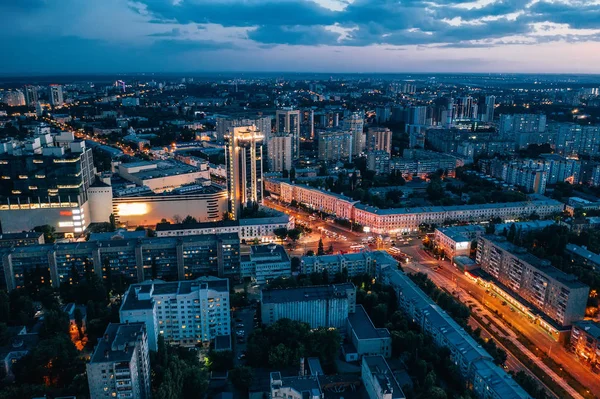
left=276, top=109, right=300, bottom=159
left=225, top=125, right=264, bottom=220
left=49, top=84, right=64, bottom=107
left=119, top=277, right=231, bottom=351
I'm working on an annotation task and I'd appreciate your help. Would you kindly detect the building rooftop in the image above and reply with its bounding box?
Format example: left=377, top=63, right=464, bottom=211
left=436, top=225, right=485, bottom=242
left=566, top=244, right=600, bottom=266
left=493, top=220, right=556, bottom=235
left=483, top=235, right=588, bottom=289
left=574, top=320, right=600, bottom=339
left=262, top=283, right=355, bottom=304
left=121, top=277, right=229, bottom=311
left=471, top=358, right=531, bottom=399
left=249, top=244, right=290, bottom=263
left=348, top=305, right=390, bottom=340
left=89, top=323, right=146, bottom=364
left=0, top=231, right=44, bottom=241
left=363, top=356, right=406, bottom=399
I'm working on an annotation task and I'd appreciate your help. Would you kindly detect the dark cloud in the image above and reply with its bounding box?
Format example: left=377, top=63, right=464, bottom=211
left=248, top=25, right=341, bottom=46
left=528, top=1, right=600, bottom=29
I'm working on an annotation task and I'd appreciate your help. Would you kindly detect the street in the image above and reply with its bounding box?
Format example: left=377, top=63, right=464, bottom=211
left=232, top=306, right=256, bottom=367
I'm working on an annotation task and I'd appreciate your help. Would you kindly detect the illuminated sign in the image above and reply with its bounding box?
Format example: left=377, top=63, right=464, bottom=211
left=117, top=202, right=149, bottom=216
left=58, top=221, right=74, bottom=227
left=60, top=210, right=73, bottom=216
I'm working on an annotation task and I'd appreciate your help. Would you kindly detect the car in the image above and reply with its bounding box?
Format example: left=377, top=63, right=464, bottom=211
left=238, top=353, right=246, bottom=360
left=236, top=323, right=244, bottom=329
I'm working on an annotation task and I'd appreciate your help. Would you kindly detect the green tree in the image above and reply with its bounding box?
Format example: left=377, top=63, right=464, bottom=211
left=287, top=228, right=301, bottom=242
left=33, top=225, right=56, bottom=243
left=206, top=350, right=234, bottom=372
left=182, top=215, right=198, bottom=224
left=108, top=213, right=116, bottom=231
left=291, top=257, right=301, bottom=273
left=317, top=238, right=325, bottom=256
left=274, top=228, right=288, bottom=242
left=290, top=167, right=296, bottom=181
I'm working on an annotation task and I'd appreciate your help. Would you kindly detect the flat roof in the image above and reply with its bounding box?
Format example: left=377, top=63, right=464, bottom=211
left=348, top=305, right=390, bottom=340
left=89, top=323, right=146, bottom=364
left=363, top=356, right=405, bottom=399
left=262, top=283, right=355, bottom=304
left=0, top=232, right=43, bottom=240
left=121, top=277, right=229, bottom=311
left=566, top=244, right=600, bottom=266
left=574, top=320, right=600, bottom=339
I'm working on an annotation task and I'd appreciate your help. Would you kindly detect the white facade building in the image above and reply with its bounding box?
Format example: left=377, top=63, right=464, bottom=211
left=241, top=243, right=291, bottom=284
left=120, top=277, right=231, bottom=351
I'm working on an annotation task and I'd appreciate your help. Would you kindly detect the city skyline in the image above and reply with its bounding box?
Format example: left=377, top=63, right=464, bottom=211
left=1, top=0, right=600, bottom=74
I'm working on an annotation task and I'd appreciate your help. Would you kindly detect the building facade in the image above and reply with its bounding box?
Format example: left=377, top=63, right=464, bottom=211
left=261, top=283, right=356, bottom=330
left=268, top=135, right=293, bottom=172
left=317, top=130, right=352, bottom=162
left=241, top=243, right=291, bottom=284
left=367, top=127, right=392, bottom=154
left=87, top=323, right=151, bottom=399
left=476, top=235, right=589, bottom=328
left=225, top=125, right=264, bottom=219
left=433, top=225, right=485, bottom=259
left=120, top=277, right=230, bottom=351
left=276, top=109, right=301, bottom=159
left=570, top=320, right=600, bottom=366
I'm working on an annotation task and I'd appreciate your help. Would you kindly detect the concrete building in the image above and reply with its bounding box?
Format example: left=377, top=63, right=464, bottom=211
left=498, top=114, right=547, bottom=141
left=261, top=283, right=356, bottom=330
left=241, top=243, right=291, bottom=284
left=300, top=108, right=315, bottom=140
left=476, top=235, right=589, bottom=329
left=301, top=251, right=397, bottom=280
left=380, top=266, right=530, bottom=399
left=482, top=95, right=495, bottom=123
left=433, top=225, right=485, bottom=259
left=570, top=320, right=600, bottom=365
left=493, top=220, right=557, bottom=236
left=267, top=179, right=564, bottom=234
left=112, top=185, right=227, bottom=226
left=155, top=214, right=292, bottom=242
left=120, top=277, right=230, bottom=351
left=317, top=130, right=352, bottom=162
left=268, top=135, right=293, bottom=172
left=343, top=112, right=365, bottom=155
left=0, top=135, right=96, bottom=235
left=565, top=244, right=600, bottom=271
left=225, top=126, right=264, bottom=220
left=0, top=233, right=240, bottom=290
left=0, top=232, right=44, bottom=247
left=276, top=109, right=301, bottom=159
left=362, top=356, right=406, bottom=399
left=346, top=305, right=391, bottom=360
left=23, top=85, right=38, bottom=107
left=116, top=161, right=210, bottom=193
left=551, top=123, right=600, bottom=156
left=215, top=116, right=272, bottom=143
left=390, top=149, right=459, bottom=179
left=367, top=150, right=391, bottom=175
left=0, top=90, right=25, bottom=107
left=49, top=84, right=64, bottom=107
left=87, top=323, right=151, bottom=399
left=270, top=371, right=322, bottom=399
left=367, top=127, right=392, bottom=154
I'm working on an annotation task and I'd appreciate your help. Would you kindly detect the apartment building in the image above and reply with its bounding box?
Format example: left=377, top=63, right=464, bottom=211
left=0, top=233, right=240, bottom=290
left=87, top=323, right=151, bottom=399
left=241, top=243, right=291, bottom=284
left=476, top=235, right=589, bottom=328
left=380, top=266, right=530, bottom=399
left=120, top=277, right=230, bottom=351
left=390, top=149, right=459, bottom=179
left=433, top=225, right=485, bottom=259
left=261, top=283, right=356, bottom=330
left=346, top=305, right=392, bottom=360
left=267, top=179, right=564, bottom=235
left=301, top=251, right=397, bottom=279
left=362, top=356, right=406, bottom=399
left=154, top=214, right=292, bottom=243
left=570, top=320, right=600, bottom=365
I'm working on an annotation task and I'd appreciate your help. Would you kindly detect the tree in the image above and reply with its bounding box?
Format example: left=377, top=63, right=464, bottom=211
left=328, top=243, right=334, bottom=254
left=426, top=179, right=445, bottom=201
left=33, top=225, right=56, bottom=243
left=206, top=350, right=234, bottom=372
left=290, top=167, right=296, bottom=181
left=291, top=257, right=301, bottom=273
left=229, top=366, right=253, bottom=393
left=507, top=223, right=517, bottom=243
left=74, top=308, right=84, bottom=339
left=173, top=214, right=182, bottom=224
left=287, top=228, right=301, bottom=242
left=108, top=213, right=116, bottom=231
left=317, top=238, right=325, bottom=256
left=274, top=228, right=288, bottom=242
left=282, top=169, right=289, bottom=178
left=182, top=215, right=198, bottom=224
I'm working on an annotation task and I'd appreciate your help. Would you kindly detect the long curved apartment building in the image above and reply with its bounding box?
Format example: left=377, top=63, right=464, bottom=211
left=267, top=179, right=564, bottom=234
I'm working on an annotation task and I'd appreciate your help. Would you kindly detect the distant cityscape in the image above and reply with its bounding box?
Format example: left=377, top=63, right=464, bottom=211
left=1, top=73, right=600, bottom=399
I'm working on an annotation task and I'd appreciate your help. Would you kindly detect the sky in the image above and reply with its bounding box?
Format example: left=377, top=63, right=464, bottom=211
left=1, top=0, right=600, bottom=74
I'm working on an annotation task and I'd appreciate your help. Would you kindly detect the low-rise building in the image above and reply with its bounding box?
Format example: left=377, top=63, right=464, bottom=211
left=301, top=251, right=397, bottom=279
left=241, top=244, right=291, bottom=284
left=0, top=232, right=44, bottom=247
left=117, top=160, right=210, bottom=193
left=346, top=305, right=391, bottom=360
left=433, top=225, right=485, bottom=259
left=261, top=283, right=356, bottom=330
left=362, top=355, right=406, bottom=399
left=270, top=371, right=322, bottom=399
left=0, top=326, right=38, bottom=377
left=120, top=277, right=230, bottom=351
left=493, top=220, right=556, bottom=236
left=570, top=320, right=600, bottom=365
left=87, top=323, right=151, bottom=399
left=477, top=235, right=589, bottom=330
left=565, top=244, right=600, bottom=271
left=155, top=214, right=293, bottom=243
